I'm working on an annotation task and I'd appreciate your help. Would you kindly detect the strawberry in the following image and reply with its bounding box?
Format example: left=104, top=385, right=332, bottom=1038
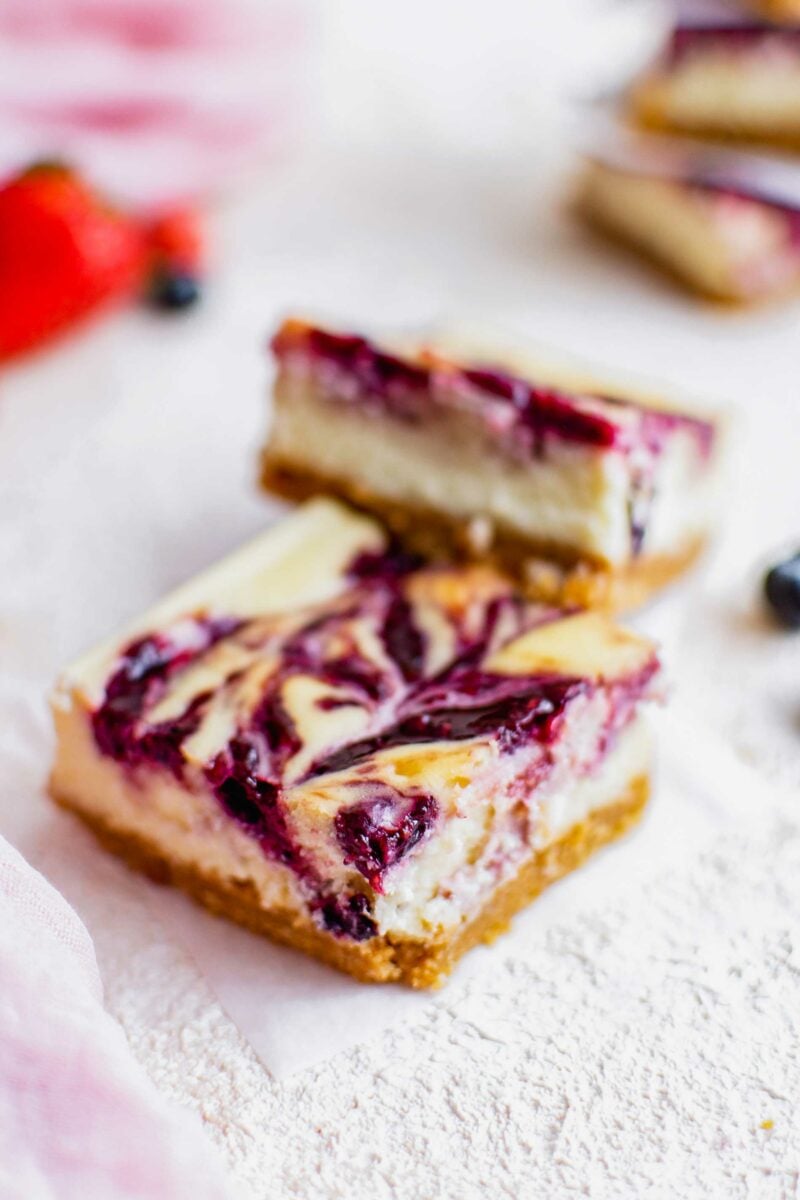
left=146, top=208, right=204, bottom=276
left=0, top=162, right=146, bottom=361
left=145, top=207, right=205, bottom=311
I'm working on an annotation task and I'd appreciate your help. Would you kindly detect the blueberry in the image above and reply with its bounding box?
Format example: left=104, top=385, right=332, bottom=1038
left=149, top=270, right=200, bottom=311
left=764, top=553, right=800, bottom=629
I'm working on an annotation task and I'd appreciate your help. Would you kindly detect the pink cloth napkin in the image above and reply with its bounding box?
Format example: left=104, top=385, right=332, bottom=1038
left=0, top=836, right=233, bottom=1200
left=0, top=0, right=306, bottom=205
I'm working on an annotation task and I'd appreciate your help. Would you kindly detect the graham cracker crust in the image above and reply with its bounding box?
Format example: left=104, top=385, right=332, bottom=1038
left=631, top=94, right=800, bottom=156
left=260, top=455, right=705, bottom=613
left=52, top=776, right=648, bottom=989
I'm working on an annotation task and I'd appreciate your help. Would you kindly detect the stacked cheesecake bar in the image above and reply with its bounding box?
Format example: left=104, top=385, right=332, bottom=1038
left=264, top=319, right=717, bottom=608
left=50, top=320, right=718, bottom=987
left=632, top=11, right=800, bottom=147
left=577, top=1, right=800, bottom=303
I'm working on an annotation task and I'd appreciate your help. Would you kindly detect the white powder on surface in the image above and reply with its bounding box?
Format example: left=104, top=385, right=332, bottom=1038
left=91, top=773, right=800, bottom=1200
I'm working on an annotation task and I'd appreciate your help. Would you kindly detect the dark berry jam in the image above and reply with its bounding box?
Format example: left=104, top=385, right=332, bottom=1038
left=335, top=786, right=438, bottom=892
left=273, top=321, right=716, bottom=464
left=309, top=673, right=582, bottom=779
left=135, top=691, right=211, bottom=777
left=91, top=616, right=240, bottom=771
left=382, top=594, right=425, bottom=682
left=297, top=327, right=429, bottom=421
left=316, top=892, right=377, bottom=941
left=460, top=367, right=618, bottom=451
left=204, top=736, right=305, bottom=870
left=667, top=23, right=800, bottom=67
left=347, top=546, right=424, bottom=582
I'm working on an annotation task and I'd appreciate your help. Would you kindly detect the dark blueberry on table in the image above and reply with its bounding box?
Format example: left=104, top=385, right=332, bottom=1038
left=148, top=270, right=201, bottom=311
left=764, top=553, right=800, bottom=629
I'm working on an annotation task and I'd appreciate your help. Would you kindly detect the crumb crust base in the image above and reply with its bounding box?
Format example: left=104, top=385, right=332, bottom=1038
left=631, top=83, right=800, bottom=154
left=52, top=776, right=648, bottom=989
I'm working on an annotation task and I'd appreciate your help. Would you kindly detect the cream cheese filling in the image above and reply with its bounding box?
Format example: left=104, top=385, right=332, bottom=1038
left=372, top=707, right=650, bottom=939
left=270, top=376, right=710, bottom=566
left=638, top=55, right=800, bottom=136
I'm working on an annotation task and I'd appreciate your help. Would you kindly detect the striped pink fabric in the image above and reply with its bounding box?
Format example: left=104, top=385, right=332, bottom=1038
left=0, top=837, right=232, bottom=1200
left=0, top=0, right=306, bottom=205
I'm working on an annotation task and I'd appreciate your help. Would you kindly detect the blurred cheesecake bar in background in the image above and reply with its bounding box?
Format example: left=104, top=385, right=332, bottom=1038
left=577, top=132, right=800, bottom=303
left=262, top=318, right=718, bottom=611
left=750, top=0, right=800, bottom=21
left=631, top=8, right=800, bottom=146
left=50, top=499, right=660, bottom=988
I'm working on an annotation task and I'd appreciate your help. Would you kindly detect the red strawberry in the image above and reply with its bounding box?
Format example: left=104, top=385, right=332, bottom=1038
left=145, top=207, right=205, bottom=311
left=146, top=208, right=204, bottom=276
left=0, top=162, right=146, bottom=361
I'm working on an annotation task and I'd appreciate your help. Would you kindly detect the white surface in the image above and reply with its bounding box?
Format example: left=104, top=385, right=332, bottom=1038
left=2, top=5, right=800, bottom=1194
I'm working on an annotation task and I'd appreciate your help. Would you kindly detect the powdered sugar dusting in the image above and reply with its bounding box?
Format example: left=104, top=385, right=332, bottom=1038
left=95, top=768, right=800, bottom=1200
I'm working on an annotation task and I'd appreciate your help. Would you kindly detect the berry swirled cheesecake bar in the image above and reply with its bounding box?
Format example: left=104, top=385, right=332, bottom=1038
left=261, top=319, right=717, bottom=612
left=50, top=499, right=660, bottom=987
left=632, top=12, right=800, bottom=148
left=577, top=132, right=800, bottom=303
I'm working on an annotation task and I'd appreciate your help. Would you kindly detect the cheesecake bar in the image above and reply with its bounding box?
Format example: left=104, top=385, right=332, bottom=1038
left=50, top=498, right=660, bottom=988
left=632, top=15, right=800, bottom=147
left=748, top=1, right=800, bottom=23
left=262, top=319, right=717, bottom=611
left=577, top=133, right=800, bottom=303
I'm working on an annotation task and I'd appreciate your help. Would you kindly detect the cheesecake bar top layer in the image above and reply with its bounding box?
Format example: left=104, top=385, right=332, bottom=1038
left=667, top=21, right=800, bottom=65
left=55, top=500, right=659, bottom=939
left=271, top=319, right=715, bottom=463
